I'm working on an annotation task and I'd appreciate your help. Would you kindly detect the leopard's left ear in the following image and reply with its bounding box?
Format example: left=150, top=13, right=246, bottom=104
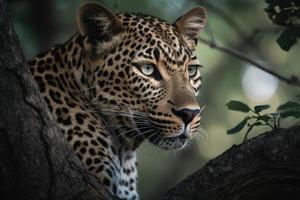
left=76, top=2, right=123, bottom=41
left=173, top=6, right=207, bottom=47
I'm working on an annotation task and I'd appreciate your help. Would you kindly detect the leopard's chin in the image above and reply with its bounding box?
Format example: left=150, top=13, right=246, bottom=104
left=148, top=133, right=188, bottom=150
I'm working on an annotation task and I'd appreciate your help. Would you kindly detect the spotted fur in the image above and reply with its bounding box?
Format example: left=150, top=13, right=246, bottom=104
left=28, top=3, right=206, bottom=200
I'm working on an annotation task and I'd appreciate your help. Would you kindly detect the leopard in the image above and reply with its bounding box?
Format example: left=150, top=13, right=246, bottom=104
left=27, top=2, right=206, bottom=200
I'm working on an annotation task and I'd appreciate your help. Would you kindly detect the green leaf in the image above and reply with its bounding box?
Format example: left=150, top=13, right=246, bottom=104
left=251, top=121, right=263, bottom=127
left=256, top=115, right=272, bottom=123
left=277, top=101, right=300, bottom=111
left=226, top=100, right=251, bottom=113
left=276, top=29, right=298, bottom=51
left=280, top=111, right=300, bottom=119
left=254, top=104, right=271, bottom=113
left=227, top=117, right=249, bottom=134
left=243, top=121, right=263, bottom=142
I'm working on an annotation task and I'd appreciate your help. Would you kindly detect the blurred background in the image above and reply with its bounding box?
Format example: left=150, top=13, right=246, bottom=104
left=8, top=0, right=300, bottom=199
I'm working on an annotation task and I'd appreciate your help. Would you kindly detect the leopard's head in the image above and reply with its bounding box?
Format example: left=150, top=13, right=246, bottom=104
left=77, top=3, right=206, bottom=150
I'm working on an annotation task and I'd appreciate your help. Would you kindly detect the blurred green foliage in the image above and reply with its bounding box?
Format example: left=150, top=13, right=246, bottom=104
left=265, top=0, right=300, bottom=51
left=9, top=0, right=300, bottom=199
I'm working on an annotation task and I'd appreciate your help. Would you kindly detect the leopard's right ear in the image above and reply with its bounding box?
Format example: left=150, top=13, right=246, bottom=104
left=76, top=2, right=123, bottom=42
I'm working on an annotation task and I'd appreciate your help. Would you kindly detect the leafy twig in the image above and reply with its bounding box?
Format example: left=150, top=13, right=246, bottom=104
left=226, top=100, right=300, bottom=142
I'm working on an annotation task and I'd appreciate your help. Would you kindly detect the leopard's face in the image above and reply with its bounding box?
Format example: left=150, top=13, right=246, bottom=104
left=129, top=43, right=202, bottom=150
left=78, top=4, right=206, bottom=150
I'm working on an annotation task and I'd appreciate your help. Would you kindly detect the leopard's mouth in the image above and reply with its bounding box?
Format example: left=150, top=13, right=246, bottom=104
left=133, top=113, right=196, bottom=150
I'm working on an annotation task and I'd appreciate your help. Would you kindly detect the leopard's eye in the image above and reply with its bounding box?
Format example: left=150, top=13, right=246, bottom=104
left=132, top=62, right=162, bottom=80
left=188, top=65, right=198, bottom=78
left=141, top=64, right=155, bottom=76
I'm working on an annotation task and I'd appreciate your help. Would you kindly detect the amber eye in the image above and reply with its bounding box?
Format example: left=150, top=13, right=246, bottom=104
left=188, top=65, right=199, bottom=78
left=141, top=64, right=155, bottom=76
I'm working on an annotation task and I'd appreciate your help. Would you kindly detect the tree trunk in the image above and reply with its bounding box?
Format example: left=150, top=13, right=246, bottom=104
left=0, top=0, right=115, bottom=199
left=158, top=126, right=300, bottom=200
left=1, top=1, right=300, bottom=200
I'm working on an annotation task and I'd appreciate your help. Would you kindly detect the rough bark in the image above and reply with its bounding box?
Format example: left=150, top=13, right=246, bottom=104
left=1, top=0, right=300, bottom=200
left=158, top=126, right=300, bottom=200
left=0, top=0, right=115, bottom=199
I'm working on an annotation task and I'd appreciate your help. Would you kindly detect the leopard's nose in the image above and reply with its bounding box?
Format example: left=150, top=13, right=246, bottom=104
left=171, top=108, right=200, bottom=126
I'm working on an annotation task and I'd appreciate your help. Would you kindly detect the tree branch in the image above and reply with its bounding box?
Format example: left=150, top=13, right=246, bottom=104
left=198, top=36, right=300, bottom=88
left=158, top=125, right=300, bottom=200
